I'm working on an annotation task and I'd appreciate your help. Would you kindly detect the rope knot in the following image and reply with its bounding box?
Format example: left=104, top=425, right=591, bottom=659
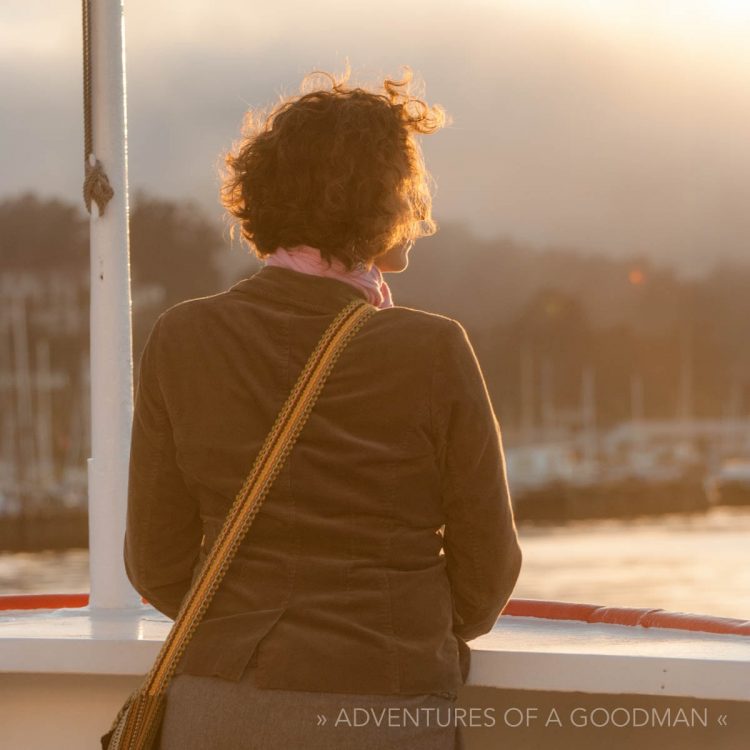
left=83, top=157, right=115, bottom=216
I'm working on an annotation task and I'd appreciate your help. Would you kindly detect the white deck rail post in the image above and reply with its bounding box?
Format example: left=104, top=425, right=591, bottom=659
left=86, top=0, right=140, bottom=610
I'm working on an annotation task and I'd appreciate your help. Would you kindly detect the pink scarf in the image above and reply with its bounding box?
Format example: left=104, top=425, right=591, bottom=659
left=264, top=245, right=394, bottom=309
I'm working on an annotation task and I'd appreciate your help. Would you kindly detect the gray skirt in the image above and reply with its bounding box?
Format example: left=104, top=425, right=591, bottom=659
left=158, top=664, right=460, bottom=750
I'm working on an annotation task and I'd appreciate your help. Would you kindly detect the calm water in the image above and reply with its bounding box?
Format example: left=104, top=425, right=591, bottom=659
left=1, top=506, right=749, bottom=620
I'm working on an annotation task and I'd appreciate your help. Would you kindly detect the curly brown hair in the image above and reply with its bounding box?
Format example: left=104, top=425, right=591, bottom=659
left=220, top=65, right=449, bottom=271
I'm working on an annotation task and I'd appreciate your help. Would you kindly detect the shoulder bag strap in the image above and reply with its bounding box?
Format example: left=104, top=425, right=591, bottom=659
left=144, top=297, right=375, bottom=697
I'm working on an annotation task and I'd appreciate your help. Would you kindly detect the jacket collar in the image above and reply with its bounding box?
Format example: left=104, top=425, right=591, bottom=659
left=228, top=264, right=368, bottom=313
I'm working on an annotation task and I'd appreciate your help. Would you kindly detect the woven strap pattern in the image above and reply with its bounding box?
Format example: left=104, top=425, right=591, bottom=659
left=115, top=297, right=376, bottom=747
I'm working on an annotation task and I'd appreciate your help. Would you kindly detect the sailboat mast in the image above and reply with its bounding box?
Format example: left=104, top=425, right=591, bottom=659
left=35, top=338, right=54, bottom=489
left=84, top=0, right=139, bottom=609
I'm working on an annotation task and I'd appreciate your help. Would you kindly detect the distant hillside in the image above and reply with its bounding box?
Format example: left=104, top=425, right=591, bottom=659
left=2, top=192, right=749, bottom=432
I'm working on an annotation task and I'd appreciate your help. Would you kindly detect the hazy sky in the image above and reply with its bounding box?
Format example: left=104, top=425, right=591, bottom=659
left=2, top=0, right=749, bottom=273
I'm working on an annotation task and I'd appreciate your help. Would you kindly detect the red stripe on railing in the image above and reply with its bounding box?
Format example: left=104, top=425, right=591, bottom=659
left=0, top=594, right=147, bottom=610
left=1, top=594, right=749, bottom=637
left=0, top=593, right=90, bottom=610
left=503, top=598, right=750, bottom=636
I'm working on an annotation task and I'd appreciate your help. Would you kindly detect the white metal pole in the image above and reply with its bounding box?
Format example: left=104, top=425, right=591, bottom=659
left=86, top=0, right=140, bottom=609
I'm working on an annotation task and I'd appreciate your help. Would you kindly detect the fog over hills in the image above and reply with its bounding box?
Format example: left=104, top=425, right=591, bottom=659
left=2, top=1, right=749, bottom=274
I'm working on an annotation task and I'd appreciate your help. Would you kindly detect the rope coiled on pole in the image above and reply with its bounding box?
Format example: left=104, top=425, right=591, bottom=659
left=82, top=0, right=114, bottom=216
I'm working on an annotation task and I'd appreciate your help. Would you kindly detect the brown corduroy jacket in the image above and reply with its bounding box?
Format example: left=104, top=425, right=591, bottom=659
left=124, top=264, right=522, bottom=699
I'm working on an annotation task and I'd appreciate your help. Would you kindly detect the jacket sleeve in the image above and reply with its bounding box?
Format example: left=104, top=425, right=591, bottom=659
left=431, top=319, right=523, bottom=643
left=124, top=313, right=203, bottom=620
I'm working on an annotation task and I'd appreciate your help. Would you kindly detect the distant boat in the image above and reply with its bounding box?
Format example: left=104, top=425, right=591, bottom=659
left=705, top=458, right=750, bottom=507
left=506, top=425, right=711, bottom=522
